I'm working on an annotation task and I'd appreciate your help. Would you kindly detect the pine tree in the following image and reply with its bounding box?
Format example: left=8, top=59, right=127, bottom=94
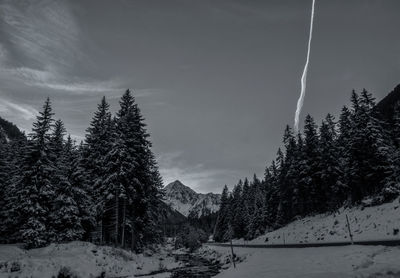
left=213, top=185, right=230, bottom=242
left=300, top=115, right=321, bottom=213
left=65, top=136, right=96, bottom=240
left=0, top=135, right=27, bottom=243
left=0, top=138, right=12, bottom=242
left=318, top=114, right=342, bottom=210
left=231, top=180, right=245, bottom=238
left=82, top=96, right=114, bottom=243
left=241, top=178, right=252, bottom=238
left=118, top=90, right=163, bottom=248
left=13, top=98, right=56, bottom=248
left=347, top=89, right=392, bottom=202
left=337, top=105, right=352, bottom=203
left=382, top=104, right=400, bottom=200
left=263, top=161, right=280, bottom=229
left=247, top=175, right=266, bottom=239
left=50, top=120, right=85, bottom=242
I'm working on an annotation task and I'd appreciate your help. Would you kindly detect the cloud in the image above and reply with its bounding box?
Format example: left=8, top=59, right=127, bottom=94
left=0, top=99, right=37, bottom=120
left=0, top=0, right=81, bottom=69
left=0, top=66, right=124, bottom=96
left=0, top=1, right=125, bottom=95
left=157, top=151, right=230, bottom=193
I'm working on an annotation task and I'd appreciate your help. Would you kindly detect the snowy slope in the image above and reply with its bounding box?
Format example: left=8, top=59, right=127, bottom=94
left=163, top=180, right=220, bottom=218
left=0, top=241, right=181, bottom=278
left=209, top=245, right=400, bottom=278
left=234, top=197, right=400, bottom=245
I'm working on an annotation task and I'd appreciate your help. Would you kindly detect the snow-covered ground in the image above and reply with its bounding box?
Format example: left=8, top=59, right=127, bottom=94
left=209, top=245, right=400, bottom=278
left=0, top=241, right=181, bottom=278
left=204, top=198, right=400, bottom=278
left=234, top=198, right=400, bottom=245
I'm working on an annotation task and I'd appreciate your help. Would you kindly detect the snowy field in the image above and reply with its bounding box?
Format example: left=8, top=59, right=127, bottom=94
left=209, top=245, right=400, bottom=278
left=234, top=198, right=400, bottom=245
left=0, top=241, right=181, bottom=278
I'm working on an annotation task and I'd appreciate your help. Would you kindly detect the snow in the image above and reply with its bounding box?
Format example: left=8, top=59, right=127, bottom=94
left=203, top=198, right=400, bottom=278
left=234, top=198, right=400, bottom=245
left=164, top=180, right=220, bottom=217
left=0, top=241, right=181, bottom=278
left=209, top=245, right=400, bottom=278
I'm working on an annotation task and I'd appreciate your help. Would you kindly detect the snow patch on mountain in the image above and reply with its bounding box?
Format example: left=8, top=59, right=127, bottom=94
left=163, top=180, right=220, bottom=218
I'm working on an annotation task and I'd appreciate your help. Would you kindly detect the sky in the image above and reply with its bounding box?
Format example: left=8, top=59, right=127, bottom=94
left=1, top=0, right=400, bottom=193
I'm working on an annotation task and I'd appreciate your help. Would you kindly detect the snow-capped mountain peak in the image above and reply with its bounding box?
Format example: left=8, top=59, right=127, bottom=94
left=163, top=180, right=221, bottom=218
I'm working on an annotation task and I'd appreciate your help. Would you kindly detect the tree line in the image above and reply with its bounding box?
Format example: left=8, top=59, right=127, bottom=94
left=0, top=90, right=163, bottom=250
left=214, top=89, right=400, bottom=242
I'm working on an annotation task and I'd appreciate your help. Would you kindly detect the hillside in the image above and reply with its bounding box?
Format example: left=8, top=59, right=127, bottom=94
left=233, top=197, right=400, bottom=245
left=0, top=116, right=24, bottom=142
left=208, top=198, right=400, bottom=277
left=164, top=180, right=220, bottom=218
left=376, top=83, right=400, bottom=122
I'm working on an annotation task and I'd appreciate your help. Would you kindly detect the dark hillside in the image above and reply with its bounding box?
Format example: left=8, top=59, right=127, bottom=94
left=0, top=116, right=24, bottom=140
left=376, top=84, right=400, bottom=122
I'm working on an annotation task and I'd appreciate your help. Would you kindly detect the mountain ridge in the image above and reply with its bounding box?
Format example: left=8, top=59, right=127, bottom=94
left=163, top=180, right=221, bottom=218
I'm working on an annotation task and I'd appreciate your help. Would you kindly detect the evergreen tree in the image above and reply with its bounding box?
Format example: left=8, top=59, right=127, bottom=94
left=65, top=136, right=96, bottom=240
left=300, top=115, right=321, bottom=213
left=13, top=98, right=56, bottom=247
left=264, top=161, right=280, bottom=229
left=231, top=180, right=245, bottom=238
left=318, top=114, right=342, bottom=210
left=81, top=96, right=114, bottom=243
left=382, top=104, right=400, bottom=200
left=247, top=175, right=265, bottom=239
left=347, top=89, right=392, bottom=202
left=50, top=120, right=85, bottom=242
left=337, top=105, right=352, bottom=202
left=0, top=138, right=12, bottom=242
left=213, top=88, right=400, bottom=243
left=213, top=185, right=230, bottom=242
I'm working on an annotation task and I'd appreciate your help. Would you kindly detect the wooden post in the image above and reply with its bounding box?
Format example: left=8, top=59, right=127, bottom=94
left=283, top=232, right=286, bottom=245
left=115, top=192, right=119, bottom=246
left=121, top=199, right=126, bottom=248
left=346, top=214, right=354, bottom=244
left=230, top=239, right=236, bottom=268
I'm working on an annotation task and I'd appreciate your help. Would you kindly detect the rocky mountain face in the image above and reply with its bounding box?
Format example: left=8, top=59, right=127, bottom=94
left=163, top=180, right=221, bottom=218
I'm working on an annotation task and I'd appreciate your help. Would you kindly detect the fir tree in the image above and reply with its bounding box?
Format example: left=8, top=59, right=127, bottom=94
left=318, top=114, right=342, bottom=210
left=50, top=120, right=85, bottom=242
left=213, top=185, right=230, bottom=242
left=81, top=96, right=114, bottom=243
left=13, top=98, right=56, bottom=248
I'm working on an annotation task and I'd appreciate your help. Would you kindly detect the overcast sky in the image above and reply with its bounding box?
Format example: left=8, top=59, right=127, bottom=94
left=1, top=0, right=400, bottom=193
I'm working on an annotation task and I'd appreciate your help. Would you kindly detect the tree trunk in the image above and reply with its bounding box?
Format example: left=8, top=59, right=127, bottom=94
left=115, top=190, right=119, bottom=246
left=100, top=218, right=103, bottom=244
left=121, top=199, right=126, bottom=247
left=131, top=224, right=136, bottom=251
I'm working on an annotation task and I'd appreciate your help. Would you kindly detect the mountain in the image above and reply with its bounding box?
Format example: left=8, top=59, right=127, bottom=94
left=376, top=83, right=400, bottom=122
left=163, top=180, right=221, bottom=218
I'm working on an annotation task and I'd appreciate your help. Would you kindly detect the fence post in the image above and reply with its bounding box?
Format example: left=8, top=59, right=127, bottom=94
left=230, top=239, right=236, bottom=268
left=346, top=214, right=354, bottom=244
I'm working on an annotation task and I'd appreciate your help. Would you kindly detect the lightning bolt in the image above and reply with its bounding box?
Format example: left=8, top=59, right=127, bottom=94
left=294, top=0, right=316, bottom=133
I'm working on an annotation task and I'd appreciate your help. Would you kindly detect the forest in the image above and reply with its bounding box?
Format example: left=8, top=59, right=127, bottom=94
left=0, top=90, right=164, bottom=250
left=214, top=87, right=400, bottom=242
